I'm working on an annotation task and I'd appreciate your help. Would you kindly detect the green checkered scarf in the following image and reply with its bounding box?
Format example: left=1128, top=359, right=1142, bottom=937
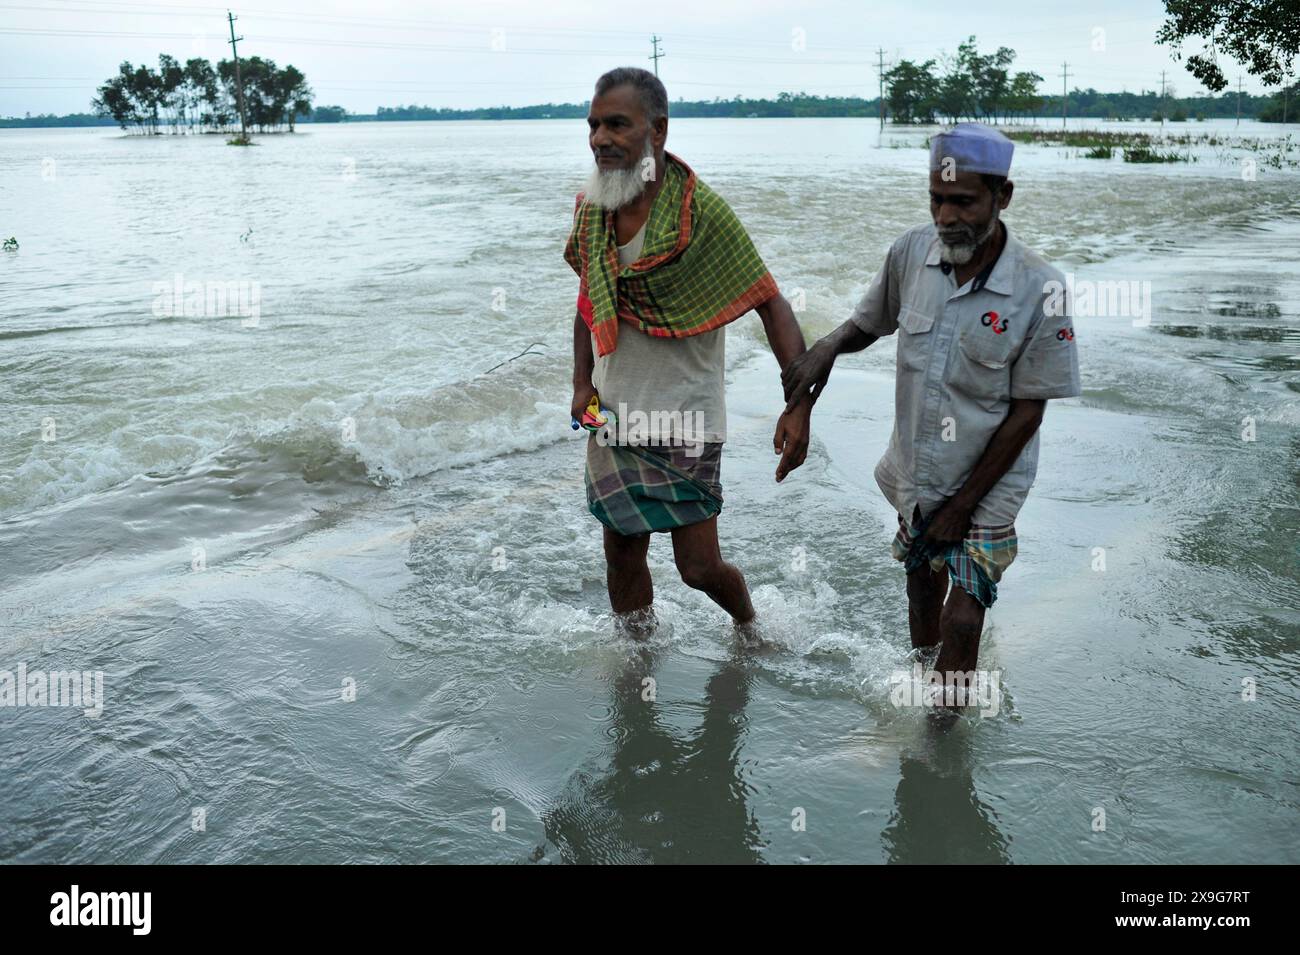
left=564, top=152, right=777, bottom=357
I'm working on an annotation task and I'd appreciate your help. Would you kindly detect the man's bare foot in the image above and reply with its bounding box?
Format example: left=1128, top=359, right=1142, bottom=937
left=733, top=616, right=768, bottom=651
left=912, top=643, right=940, bottom=668
left=926, top=706, right=963, bottom=730
left=614, top=605, right=658, bottom=639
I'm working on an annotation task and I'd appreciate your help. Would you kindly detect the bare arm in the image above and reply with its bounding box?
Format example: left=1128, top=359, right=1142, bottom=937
left=756, top=293, right=807, bottom=370
left=783, top=236, right=905, bottom=411
left=755, top=294, right=817, bottom=483
left=919, top=398, right=1047, bottom=546
left=781, top=318, right=878, bottom=414
left=571, top=311, right=596, bottom=421
left=820, top=317, right=878, bottom=357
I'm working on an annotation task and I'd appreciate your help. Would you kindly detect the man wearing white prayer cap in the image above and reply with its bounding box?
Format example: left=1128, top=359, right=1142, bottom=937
left=777, top=122, right=1082, bottom=705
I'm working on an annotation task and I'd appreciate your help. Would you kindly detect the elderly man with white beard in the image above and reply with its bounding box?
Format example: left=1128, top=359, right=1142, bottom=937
left=565, top=66, right=808, bottom=635
left=779, top=124, right=1082, bottom=705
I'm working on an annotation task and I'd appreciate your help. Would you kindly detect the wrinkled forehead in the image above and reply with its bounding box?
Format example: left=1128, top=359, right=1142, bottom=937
left=587, top=84, right=646, bottom=124
left=927, top=168, right=990, bottom=197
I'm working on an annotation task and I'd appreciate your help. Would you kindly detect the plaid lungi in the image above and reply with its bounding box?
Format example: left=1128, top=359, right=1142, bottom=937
left=891, top=511, right=1017, bottom=608
left=584, top=434, right=723, bottom=537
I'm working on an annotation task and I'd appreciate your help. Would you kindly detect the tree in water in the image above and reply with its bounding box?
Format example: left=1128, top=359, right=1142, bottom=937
left=93, top=53, right=313, bottom=134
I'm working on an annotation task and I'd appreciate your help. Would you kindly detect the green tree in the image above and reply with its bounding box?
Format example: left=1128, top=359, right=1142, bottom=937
left=884, top=59, right=939, bottom=123
left=972, top=45, right=1016, bottom=121
left=1007, top=71, right=1044, bottom=122
left=129, top=62, right=162, bottom=132
left=157, top=53, right=183, bottom=131
left=1157, top=0, right=1299, bottom=91
left=183, top=57, right=220, bottom=132
left=91, top=65, right=138, bottom=130
left=277, top=64, right=313, bottom=130
left=933, top=37, right=989, bottom=122
left=1258, top=81, right=1299, bottom=121
left=215, top=57, right=313, bottom=132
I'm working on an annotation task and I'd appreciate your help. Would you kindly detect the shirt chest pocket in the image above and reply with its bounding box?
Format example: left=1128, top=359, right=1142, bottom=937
left=948, top=310, right=1018, bottom=407
left=896, top=305, right=934, bottom=372
left=958, top=309, right=1018, bottom=367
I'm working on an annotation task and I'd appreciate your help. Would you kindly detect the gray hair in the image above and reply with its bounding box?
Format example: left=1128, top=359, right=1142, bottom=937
left=594, top=67, right=669, bottom=123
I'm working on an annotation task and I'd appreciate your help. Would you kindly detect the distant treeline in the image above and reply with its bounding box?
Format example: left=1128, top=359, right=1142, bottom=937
left=3, top=87, right=1294, bottom=130
left=0, top=112, right=117, bottom=128
left=1070, top=84, right=1297, bottom=122
left=883, top=36, right=1299, bottom=123
left=88, top=53, right=313, bottom=134
left=369, top=93, right=885, bottom=121
left=338, top=88, right=1291, bottom=124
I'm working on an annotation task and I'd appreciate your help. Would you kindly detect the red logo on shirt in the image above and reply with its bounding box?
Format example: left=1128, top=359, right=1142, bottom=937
left=981, top=311, right=1008, bottom=334
left=1056, top=327, right=1075, bottom=342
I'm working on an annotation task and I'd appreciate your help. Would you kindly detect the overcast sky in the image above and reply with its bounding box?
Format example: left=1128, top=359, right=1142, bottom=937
left=0, top=0, right=1277, bottom=117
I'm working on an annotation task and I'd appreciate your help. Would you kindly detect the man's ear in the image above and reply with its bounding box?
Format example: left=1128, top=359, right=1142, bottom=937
left=654, top=116, right=668, bottom=150
left=998, top=179, right=1014, bottom=211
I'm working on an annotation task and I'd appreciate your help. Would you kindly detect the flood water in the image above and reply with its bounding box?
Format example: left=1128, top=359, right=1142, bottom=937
left=1, top=117, right=1297, bottom=863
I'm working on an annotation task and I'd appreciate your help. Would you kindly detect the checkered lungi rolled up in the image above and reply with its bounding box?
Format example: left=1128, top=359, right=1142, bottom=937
left=891, top=511, right=1018, bottom=608
left=584, top=434, right=723, bottom=537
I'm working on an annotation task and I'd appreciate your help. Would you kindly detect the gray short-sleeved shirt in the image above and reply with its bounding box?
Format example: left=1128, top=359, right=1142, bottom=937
left=851, top=222, right=1081, bottom=525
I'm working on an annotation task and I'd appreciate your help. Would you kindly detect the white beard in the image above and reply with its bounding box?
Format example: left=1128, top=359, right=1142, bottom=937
left=582, top=137, right=655, bottom=210
left=939, top=214, right=1000, bottom=266
left=939, top=239, right=978, bottom=266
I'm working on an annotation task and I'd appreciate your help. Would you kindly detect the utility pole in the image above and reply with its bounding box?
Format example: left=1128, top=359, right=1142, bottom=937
left=227, top=10, right=249, bottom=142
left=649, top=35, right=664, bottom=77
left=876, top=47, right=887, bottom=130
left=1059, top=62, right=1069, bottom=129
left=1236, top=74, right=1243, bottom=126
left=1159, top=70, right=1167, bottom=127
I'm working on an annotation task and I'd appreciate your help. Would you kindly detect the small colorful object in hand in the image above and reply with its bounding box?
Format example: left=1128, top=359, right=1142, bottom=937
left=571, top=394, right=613, bottom=432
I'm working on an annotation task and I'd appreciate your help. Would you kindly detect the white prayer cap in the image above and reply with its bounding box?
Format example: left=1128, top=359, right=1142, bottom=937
left=929, top=123, right=1014, bottom=177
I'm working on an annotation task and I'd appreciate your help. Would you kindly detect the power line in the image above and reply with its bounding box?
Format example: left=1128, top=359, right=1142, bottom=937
left=15, top=0, right=1171, bottom=51
left=0, top=10, right=1224, bottom=84
left=1, top=5, right=1184, bottom=70
left=12, top=0, right=1248, bottom=101
left=0, top=27, right=872, bottom=65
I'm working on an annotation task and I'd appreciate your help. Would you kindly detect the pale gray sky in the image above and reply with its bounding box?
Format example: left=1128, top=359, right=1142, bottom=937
left=0, top=0, right=1276, bottom=117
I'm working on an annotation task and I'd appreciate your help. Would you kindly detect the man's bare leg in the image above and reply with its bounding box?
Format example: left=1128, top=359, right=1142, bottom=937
left=934, top=585, right=986, bottom=705
left=670, top=516, right=755, bottom=624
left=905, top=564, right=948, bottom=651
left=604, top=527, right=654, bottom=635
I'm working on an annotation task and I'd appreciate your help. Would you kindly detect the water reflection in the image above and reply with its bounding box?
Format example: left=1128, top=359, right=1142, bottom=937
left=882, top=718, right=1010, bottom=864
left=542, top=645, right=763, bottom=864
